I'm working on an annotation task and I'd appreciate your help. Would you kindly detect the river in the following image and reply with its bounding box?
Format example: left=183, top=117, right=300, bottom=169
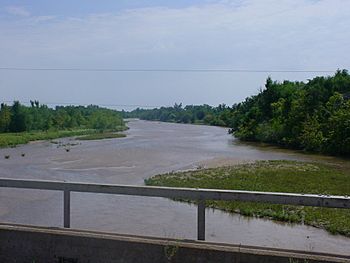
left=0, top=119, right=349, bottom=255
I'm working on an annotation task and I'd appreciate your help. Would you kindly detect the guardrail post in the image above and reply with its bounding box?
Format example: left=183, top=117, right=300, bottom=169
left=197, top=199, right=205, bottom=241
left=64, top=190, right=70, bottom=228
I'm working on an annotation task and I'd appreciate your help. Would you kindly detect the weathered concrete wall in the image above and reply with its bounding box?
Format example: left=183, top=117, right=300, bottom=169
left=0, top=224, right=348, bottom=263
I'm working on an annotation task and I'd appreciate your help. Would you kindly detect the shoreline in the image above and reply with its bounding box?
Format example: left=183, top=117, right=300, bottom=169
left=0, top=127, right=128, bottom=149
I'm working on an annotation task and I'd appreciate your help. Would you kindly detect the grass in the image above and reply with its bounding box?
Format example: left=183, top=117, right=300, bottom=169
left=0, top=126, right=128, bottom=148
left=145, top=160, right=350, bottom=237
left=0, top=129, right=96, bottom=148
left=77, top=132, right=126, bottom=140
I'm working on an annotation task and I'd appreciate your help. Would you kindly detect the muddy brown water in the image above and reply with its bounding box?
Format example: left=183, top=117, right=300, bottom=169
left=0, top=120, right=349, bottom=255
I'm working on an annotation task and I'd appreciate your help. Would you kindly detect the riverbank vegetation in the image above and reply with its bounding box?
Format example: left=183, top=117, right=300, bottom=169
left=126, top=70, right=350, bottom=156
left=145, top=160, right=350, bottom=237
left=77, top=132, right=126, bottom=141
left=124, top=103, right=232, bottom=127
left=0, top=129, right=94, bottom=148
left=0, top=101, right=126, bottom=147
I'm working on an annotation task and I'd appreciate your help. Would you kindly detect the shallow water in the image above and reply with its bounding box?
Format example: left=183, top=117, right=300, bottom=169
left=0, top=120, right=349, bottom=255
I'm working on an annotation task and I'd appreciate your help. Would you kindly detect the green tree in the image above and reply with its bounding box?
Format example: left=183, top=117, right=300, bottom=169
left=9, top=101, right=27, bottom=132
left=0, top=103, right=11, bottom=132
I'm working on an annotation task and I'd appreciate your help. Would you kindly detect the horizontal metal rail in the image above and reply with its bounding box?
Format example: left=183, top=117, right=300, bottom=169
left=0, top=178, right=349, bottom=241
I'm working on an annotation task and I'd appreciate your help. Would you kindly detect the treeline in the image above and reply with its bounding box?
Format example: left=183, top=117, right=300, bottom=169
left=126, top=70, right=350, bottom=155
left=0, top=101, right=125, bottom=133
left=123, top=103, right=235, bottom=127
left=231, top=69, right=350, bottom=155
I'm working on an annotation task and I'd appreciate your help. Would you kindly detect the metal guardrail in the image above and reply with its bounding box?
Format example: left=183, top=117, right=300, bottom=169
left=0, top=178, right=349, bottom=241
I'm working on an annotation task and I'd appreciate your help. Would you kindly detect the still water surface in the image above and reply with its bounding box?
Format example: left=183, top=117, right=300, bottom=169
left=0, top=120, right=349, bottom=255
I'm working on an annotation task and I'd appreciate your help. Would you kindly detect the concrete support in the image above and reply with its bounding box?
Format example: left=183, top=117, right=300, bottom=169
left=64, top=190, right=70, bottom=228
left=197, top=200, right=205, bottom=241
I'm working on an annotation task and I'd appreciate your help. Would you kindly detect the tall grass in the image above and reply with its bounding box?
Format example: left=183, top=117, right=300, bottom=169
left=0, top=129, right=95, bottom=148
left=0, top=125, right=128, bottom=148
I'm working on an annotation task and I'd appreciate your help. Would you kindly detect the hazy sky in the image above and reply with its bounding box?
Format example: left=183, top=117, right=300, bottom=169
left=0, top=0, right=349, bottom=110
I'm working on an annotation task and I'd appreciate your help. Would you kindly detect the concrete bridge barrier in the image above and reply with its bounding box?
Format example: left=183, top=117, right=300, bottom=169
left=0, top=224, right=349, bottom=263
left=1, top=178, right=349, bottom=262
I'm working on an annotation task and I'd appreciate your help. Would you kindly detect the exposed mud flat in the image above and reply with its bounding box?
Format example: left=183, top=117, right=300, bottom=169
left=197, top=157, right=253, bottom=168
left=0, top=120, right=349, bottom=255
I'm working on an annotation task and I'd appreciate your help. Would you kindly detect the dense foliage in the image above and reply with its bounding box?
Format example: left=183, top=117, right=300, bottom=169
left=0, top=101, right=125, bottom=133
left=126, top=70, right=350, bottom=155
left=231, top=69, right=350, bottom=155
left=124, top=103, right=235, bottom=127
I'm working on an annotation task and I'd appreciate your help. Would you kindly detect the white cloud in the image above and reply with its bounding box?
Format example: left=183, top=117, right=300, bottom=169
left=2, top=0, right=349, bottom=68
left=0, top=0, right=349, bottom=106
left=31, top=16, right=56, bottom=23
left=5, top=6, right=30, bottom=17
